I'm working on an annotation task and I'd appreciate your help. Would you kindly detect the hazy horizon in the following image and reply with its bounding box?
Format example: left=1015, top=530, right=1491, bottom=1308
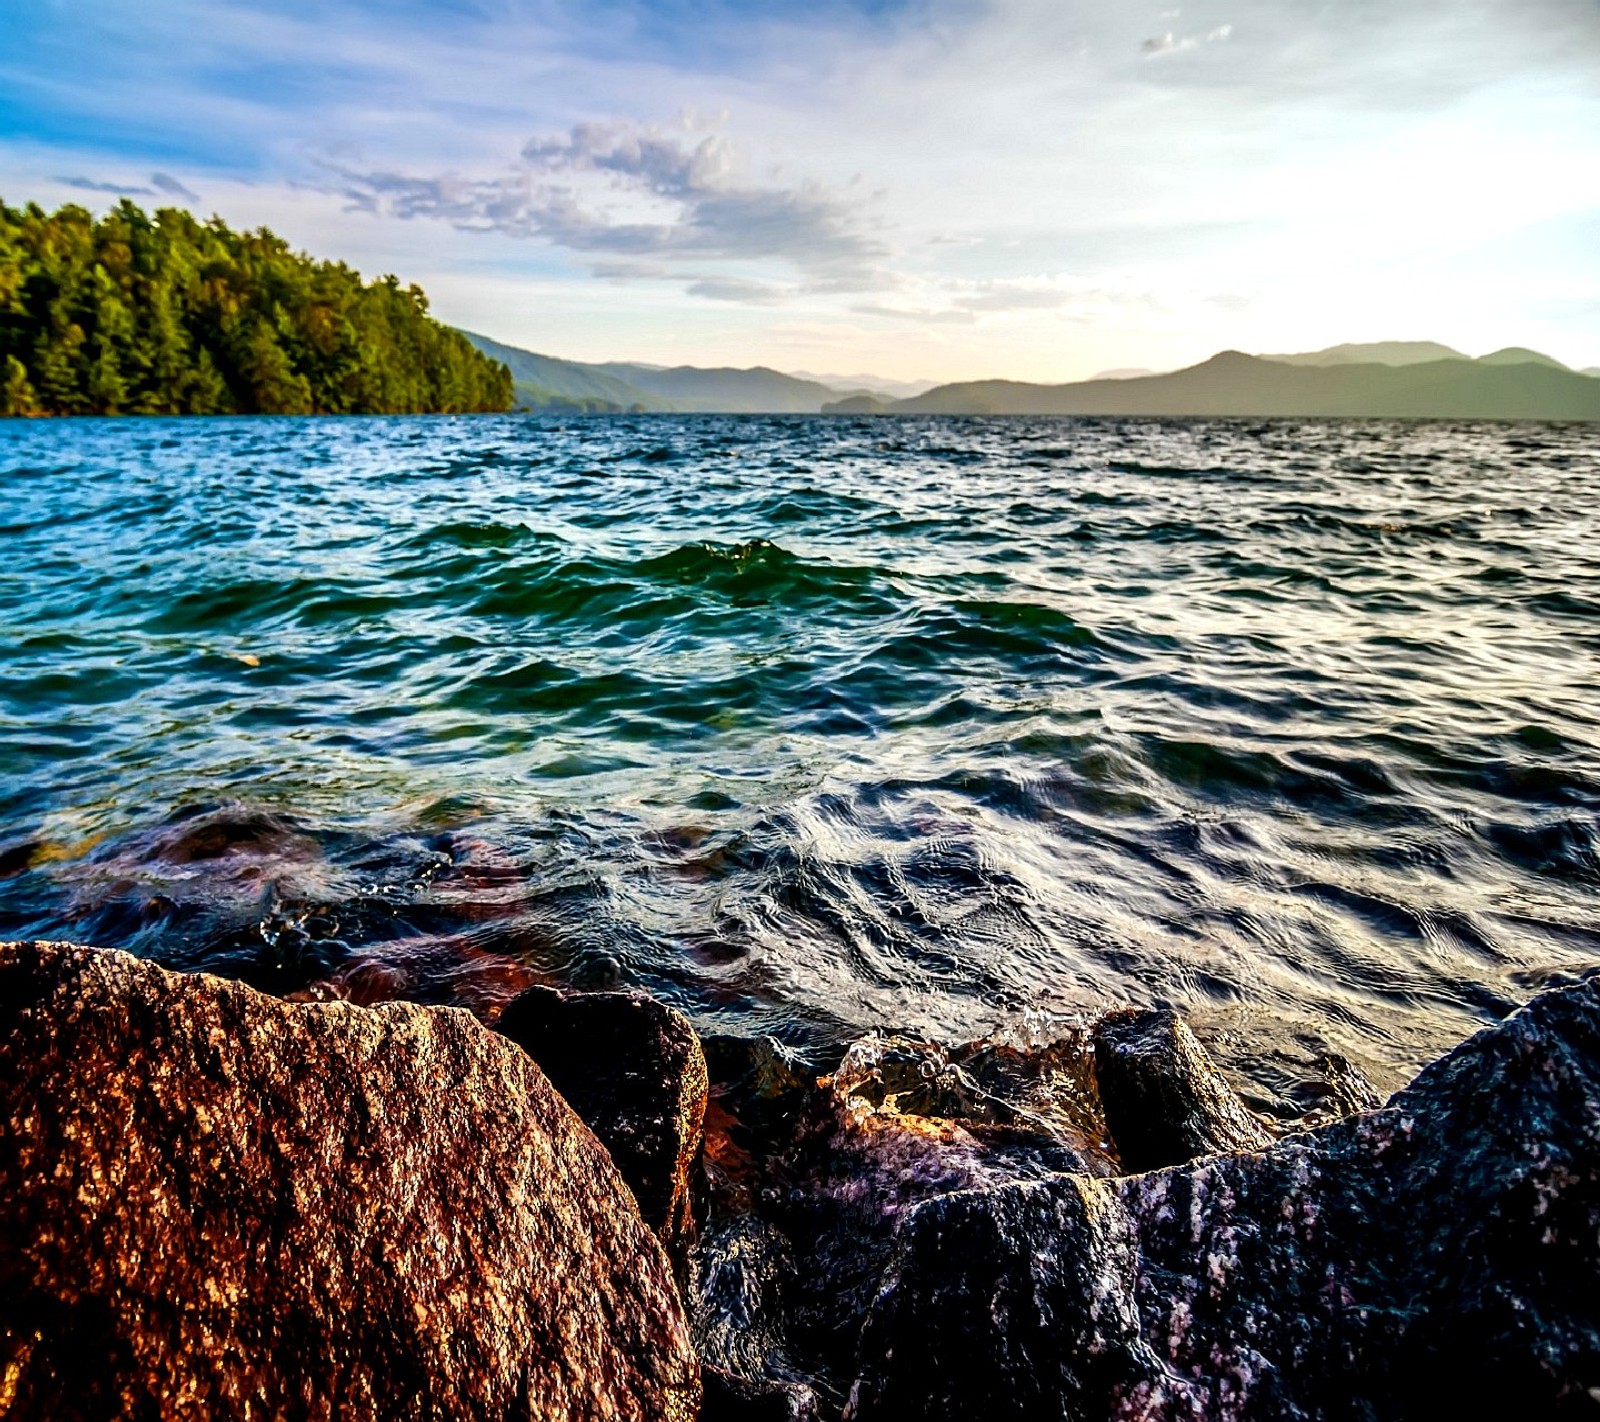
left=4, top=0, right=1598, bottom=383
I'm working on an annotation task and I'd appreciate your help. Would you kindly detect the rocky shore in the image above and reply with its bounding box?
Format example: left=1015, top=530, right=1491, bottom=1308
left=2, top=937, right=1597, bottom=1419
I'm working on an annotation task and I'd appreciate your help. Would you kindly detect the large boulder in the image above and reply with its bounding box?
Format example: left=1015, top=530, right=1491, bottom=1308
left=0, top=940, right=699, bottom=1422
left=495, top=984, right=708, bottom=1275
left=848, top=979, right=1600, bottom=1420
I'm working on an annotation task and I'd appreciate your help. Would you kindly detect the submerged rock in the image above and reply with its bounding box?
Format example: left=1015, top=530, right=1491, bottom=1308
left=0, top=939, right=699, bottom=1422
left=701, top=1365, right=822, bottom=1422
left=1092, top=1005, right=1273, bottom=1172
left=848, top=979, right=1600, bottom=1420
left=496, top=983, right=708, bottom=1274
left=1305, top=1050, right=1384, bottom=1120
left=692, top=1217, right=822, bottom=1421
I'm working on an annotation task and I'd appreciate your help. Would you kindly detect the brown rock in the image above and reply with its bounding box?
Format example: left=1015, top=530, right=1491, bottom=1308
left=496, top=984, right=708, bottom=1274
left=0, top=940, right=699, bottom=1422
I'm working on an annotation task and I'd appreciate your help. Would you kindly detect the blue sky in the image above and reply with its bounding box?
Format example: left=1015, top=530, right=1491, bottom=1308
left=3, top=0, right=1598, bottom=380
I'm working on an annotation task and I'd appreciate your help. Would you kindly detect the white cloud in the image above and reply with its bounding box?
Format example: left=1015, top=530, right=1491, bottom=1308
left=686, top=276, right=789, bottom=303
left=324, top=118, right=886, bottom=295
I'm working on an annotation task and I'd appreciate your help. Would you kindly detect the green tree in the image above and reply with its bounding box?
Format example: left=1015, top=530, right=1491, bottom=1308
left=2, top=354, right=36, bottom=415
left=0, top=196, right=513, bottom=416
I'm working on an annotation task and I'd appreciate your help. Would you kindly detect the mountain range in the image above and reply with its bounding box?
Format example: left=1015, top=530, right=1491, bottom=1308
left=460, top=330, right=1600, bottom=420
left=854, top=348, right=1600, bottom=420
left=461, top=331, right=894, bottom=414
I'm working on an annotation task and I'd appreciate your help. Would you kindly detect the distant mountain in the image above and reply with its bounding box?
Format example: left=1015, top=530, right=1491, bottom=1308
left=1259, top=341, right=1468, bottom=367
left=822, top=395, right=890, bottom=415
left=1260, top=341, right=1578, bottom=373
left=787, top=369, right=938, bottom=400
left=1091, top=367, right=1163, bottom=380
left=465, top=330, right=1599, bottom=421
left=459, top=331, right=873, bottom=413
left=589, top=362, right=850, bottom=413
left=458, top=332, right=668, bottom=412
left=884, top=351, right=1600, bottom=420
left=1476, top=346, right=1570, bottom=370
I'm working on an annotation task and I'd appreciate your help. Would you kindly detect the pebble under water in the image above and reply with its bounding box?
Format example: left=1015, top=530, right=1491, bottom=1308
left=2, top=413, right=1597, bottom=1104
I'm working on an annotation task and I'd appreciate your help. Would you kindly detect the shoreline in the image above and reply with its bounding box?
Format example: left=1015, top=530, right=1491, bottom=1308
left=3, top=937, right=1596, bottom=1419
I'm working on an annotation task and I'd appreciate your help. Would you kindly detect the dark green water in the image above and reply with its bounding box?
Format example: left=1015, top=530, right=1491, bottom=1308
left=3, top=414, right=1597, bottom=1095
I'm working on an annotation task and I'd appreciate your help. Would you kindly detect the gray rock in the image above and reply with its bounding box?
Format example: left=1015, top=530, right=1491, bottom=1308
left=849, top=980, right=1600, bottom=1420
left=846, top=1173, right=1155, bottom=1420
left=692, top=1217, right=802, bottom=1381
left=701, top=1364, right=821, bottom=1422
left=1092, top=1006, right=1273, bottom=1171
left=0, top=940, right=699, bottom=1422
left=693, top=1027, right=1114, bottom=1411
left=690, top=1216, right=825, bottom=1419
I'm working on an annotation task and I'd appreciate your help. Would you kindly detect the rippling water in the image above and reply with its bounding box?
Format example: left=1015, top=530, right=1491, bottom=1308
left=3, top=414, right=1597, bottom=1100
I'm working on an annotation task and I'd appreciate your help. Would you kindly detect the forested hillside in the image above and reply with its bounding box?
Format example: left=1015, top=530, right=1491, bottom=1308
left=0, top=200, right=512, bottom=416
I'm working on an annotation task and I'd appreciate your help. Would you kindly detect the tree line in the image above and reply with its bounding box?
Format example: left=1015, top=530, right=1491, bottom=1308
left=0, top=198, right=513, bottom=416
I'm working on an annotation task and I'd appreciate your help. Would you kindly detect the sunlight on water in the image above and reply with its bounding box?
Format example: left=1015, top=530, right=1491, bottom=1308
left=2, top=413, right=1597, bottom=1098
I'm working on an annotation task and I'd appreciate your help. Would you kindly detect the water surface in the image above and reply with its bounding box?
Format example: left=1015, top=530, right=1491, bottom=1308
left=3, top=414, right=1597, bottom=1099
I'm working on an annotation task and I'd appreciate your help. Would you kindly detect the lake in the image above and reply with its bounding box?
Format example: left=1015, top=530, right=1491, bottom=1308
left=3, top=413, right=1597, bottom=1103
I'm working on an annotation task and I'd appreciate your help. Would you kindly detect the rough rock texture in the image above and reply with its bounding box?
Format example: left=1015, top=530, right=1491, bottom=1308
left=1308, top=1051, right=1384, bottom=1119
left=496, top=984, right=708, bottom=1273
left=691, top=1218, right=820, bottom=1420
left=848, top=980, right=1600, bottom=1420
left=1093, top=1006, right=1273, bottom=1172
left=694, top=1029, right=1116, bottom=1412
left=0, top=940, right=699, bottom=1422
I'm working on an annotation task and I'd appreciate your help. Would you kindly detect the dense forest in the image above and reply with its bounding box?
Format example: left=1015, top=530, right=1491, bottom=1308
left=0, top=199, right=512, bottom=416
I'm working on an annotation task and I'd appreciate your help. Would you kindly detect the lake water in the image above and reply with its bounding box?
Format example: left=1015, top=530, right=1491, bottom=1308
left=3, top=414, right=1597, bottom=1101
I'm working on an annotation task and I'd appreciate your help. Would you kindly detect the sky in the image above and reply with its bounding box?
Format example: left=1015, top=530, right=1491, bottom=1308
left=2, top=0, right=1598, bottom=382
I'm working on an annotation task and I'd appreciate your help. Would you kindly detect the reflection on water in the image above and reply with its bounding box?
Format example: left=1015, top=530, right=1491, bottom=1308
left=2, top=413, right=1597, bottom=1099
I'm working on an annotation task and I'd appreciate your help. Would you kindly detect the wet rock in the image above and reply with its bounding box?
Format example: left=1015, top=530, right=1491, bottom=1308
left=1092, top=1005, right=1273, bottom=1171
left=294, top=931, right=543, bottom=1016
left=848, top=979, right=1600, bottom=1420
left=701, top=1365, right=821, bottom=1422
left=0, top=939, right=699, bottom=1422
left=1304, top=1050, right=1384, bottom=1119
left=699, top=1034, right=818, bottom=1217
left=691, top=1218, right=821, bottom=1420
left=820, top=1030, right=1116, bottom=1186
left=692, top=1217, right=802, bottom=1379
left=0, top=835, right=45, bottom=878
left=700, top=1028, right=1113, bottom=1406
left=496, top=983, right=708, bottom=1273
left=846, top=1173, right=1155, bottom=1421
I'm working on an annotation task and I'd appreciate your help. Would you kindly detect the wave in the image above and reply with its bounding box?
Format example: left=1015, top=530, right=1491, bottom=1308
left=4, top=414, right=1600, bottom=1096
